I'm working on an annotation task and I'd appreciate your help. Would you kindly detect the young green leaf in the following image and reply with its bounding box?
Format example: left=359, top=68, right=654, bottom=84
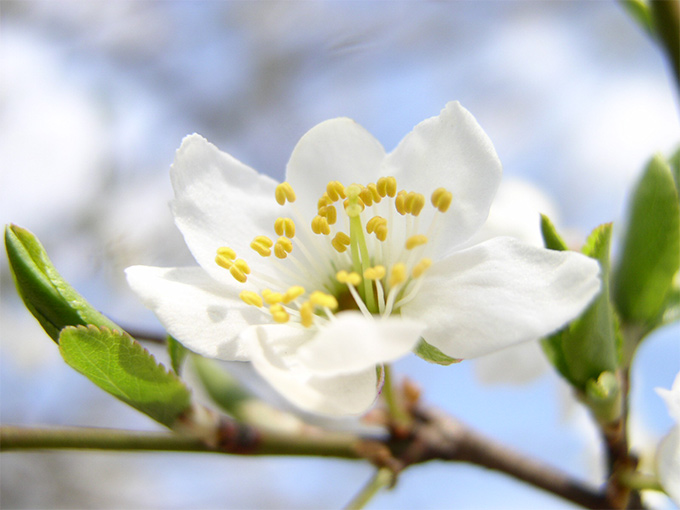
left=540, top=214, right=569, bottom=251
left=542, top=224, right=620, bottom=390
left=5, top=225, right=119, bottom=342
left=413, top=339, right=461, bottom=366
left=60, top=325, right=192, bottom=428
left=613, top=154, right=680, bottom=327
left=167, top=335, right=189, bottom=375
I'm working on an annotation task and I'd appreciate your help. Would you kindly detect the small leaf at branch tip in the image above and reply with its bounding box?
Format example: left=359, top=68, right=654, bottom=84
left=413, top=339, right=462, bottom=366
left=540, top=214, right=569, bottom=252
left=59, top=325, right=192, bottom=428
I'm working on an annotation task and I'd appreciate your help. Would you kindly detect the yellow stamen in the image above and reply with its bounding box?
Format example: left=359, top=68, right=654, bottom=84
left=250, top=235, right=273, bottom=257
left=412, top=258, right=433, bottom=278
left=359, top=186, right=374, bottom=207
left=311, top=215, right=331, bottom=235
left=269, top=304, right=290, bottom=323
left=389, top=263, right=407, bottom=287
left=318, top=193, right=332, bottom=209
left=229, top=265, right=248, bottom=283
left=366, top=216, right=388, bottom=241
left=364, top=266, right=386, bottom=280
left=262, top=288, right=284, bottom=305
left=275, top=182, right=296, bottom=205
left=377, top=176, right=397, bottom=198
left=282, top=285, right=305, bottom=303
left=216, top=246, right=236, bottom=260
left=239, top=290, right=263, bottom=308
left=310, top=291, right=338, bottom=310
left=336, top=270, right=362, bottom=286
left=215, top=254, right=234, bottom=269
left=406, top=192, right=425, bottom=216
left=431, top=188, right=453, bottom=212
left=326, top=181, right=346, bottom=201
left=331, top=232, right=350, bottom=253
left=274, top=236, right=293, bottom=259
left=274, top=218, right=296, bottom=238
left=300, top=301, right=314, bottom=328
left=405, top=234, right=428, bottom=250
left=367, top=183, right=381, bottom=203
left=395, top=190, right=407, bottom=215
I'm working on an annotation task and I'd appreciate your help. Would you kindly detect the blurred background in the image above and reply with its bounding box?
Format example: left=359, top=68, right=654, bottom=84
left=1, top=1, right=679, bottom=508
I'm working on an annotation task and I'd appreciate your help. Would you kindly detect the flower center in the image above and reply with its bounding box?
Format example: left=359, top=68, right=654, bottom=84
left=214, top=177, right=452, bottom=329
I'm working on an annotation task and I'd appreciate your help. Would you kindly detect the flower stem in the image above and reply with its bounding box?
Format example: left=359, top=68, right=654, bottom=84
left=344, top=467, right=394, bottom=510
left=381, top=365, right=412, bottom=432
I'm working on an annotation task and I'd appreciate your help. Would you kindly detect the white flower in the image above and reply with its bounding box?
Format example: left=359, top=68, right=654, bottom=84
left=656, top=373, right=680, bottom=506
left=126, top=102, right=600, bottom=416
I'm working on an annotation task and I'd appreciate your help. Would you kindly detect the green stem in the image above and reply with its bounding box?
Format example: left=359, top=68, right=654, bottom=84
left=344, top=467, right=394, bottom=510
left=381, top=365, right=411, bottom=430
left=0, top=425, right=364, bottom=459
left=619, top=470, right=664, bottom=492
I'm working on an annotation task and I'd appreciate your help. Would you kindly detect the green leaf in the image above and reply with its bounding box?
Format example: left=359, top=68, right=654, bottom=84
left=540, top=214, right=569, bottom=251
left=668, top=146, right=680, bottom=199
left=613, top=154, right=680, bottom=326
left=619, top=0, right=654, bottom=35
left=167, top=335, right=189, bottom=375
left=5, top=225, right=119, bottom=342
left=60, top=325, right=192, bottom=427
left=192, top=356, right=252, bottom=418
left=414, top=339, right=461, bottom=366
left=542, top=224, right=620, bottom=389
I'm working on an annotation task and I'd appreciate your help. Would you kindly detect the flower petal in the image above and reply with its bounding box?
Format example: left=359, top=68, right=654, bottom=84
left=401, top=237, right=601, bottom=359
left=285, top=118, right=386, bottom=220
left=243, top=324, right=379, bottom=416
left=170, top=134, right=281, bottom=283
left=657, top=425, right=680, bottom=506
left=125, top=265, right=258, bottom=360
left=295, top=311, right=425, bottom=376
left=383, top=101, right=502, bottom=251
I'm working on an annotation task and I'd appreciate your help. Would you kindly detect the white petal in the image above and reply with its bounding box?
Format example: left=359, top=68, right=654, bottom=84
left=243, top=325, right=379, bottom=416
left=285, top=118, right=386, bottom=220
left=125, top=265, right=259, bottom=360
left=657, top=426, right=680, bottom=506
left=474, top=341, right=549, bottom=385
left=170, top=134, right=281, bottom=283
left=401, top=237, right=601, bottom=359
left=656, top=372, right=680, bottom=423
left=295, top=311, right=425, bottom=376
left=383, top=101, right=502, bottom=251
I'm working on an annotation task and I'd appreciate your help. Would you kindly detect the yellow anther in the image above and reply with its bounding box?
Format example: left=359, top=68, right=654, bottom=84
left=229, top=265, right=247, bottom=283
left=377, top=176, right=397, bottom=198
left=412, top=258, right=433, bottom=278
left=431, top=188, right=453, bottom=213
left=300, top=301, right=314, bottom=328
left=318, top=193, right=332, bottom=209
left=262, top=288, right=284, bottom=305
left=234, top=259, right=251, bottom=274
left=366, top=216, right=388, bottom=241
left=275, top=182, right=296, bottom=205
left=358, top=187, right=374, bottom=207
left=318, top=205, right=337, bottom=225
left=364, top=266, right=386, bottom=280
left=395, top=190, right=408, bottom=215
left=406, top=192, right=425, bottom=216
left=336, top=270, right=362, bottom=286
left=310, top=291, right=338, bottom=310
left=269, top=304, right=290, bottom=324
left=216, top=246, right=236, bottom=260
left=326, top=181, right=346, bottom=201
left=239, top=290, right=263, bottom=308
left=274, top=236, right=293, bottom=259
left=311, top=215, right=331, bottom=235
left=215, top=253, right=234, bottom=269
left=367, top=183, right=381, bottom=203
left=250, top=235, right=273, bottom=257
left=282, top=286, right=305, bottom=304
left=389, top=263, right=407, bottom=287
left=331, top=232, right=351, bottom=253
left=405, top=234, right=428, bottom=250
left=274, top=218, right=296, bottom=238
